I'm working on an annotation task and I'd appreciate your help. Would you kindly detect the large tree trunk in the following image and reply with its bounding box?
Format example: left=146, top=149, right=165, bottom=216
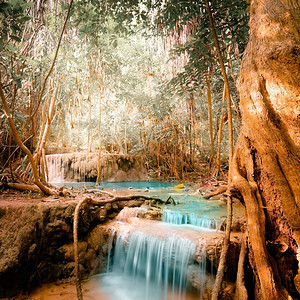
left=230, top=0, right=300, bottom=299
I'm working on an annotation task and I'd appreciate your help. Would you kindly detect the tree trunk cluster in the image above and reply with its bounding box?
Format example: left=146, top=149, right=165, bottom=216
left=229, top=1, right=300, bottom=298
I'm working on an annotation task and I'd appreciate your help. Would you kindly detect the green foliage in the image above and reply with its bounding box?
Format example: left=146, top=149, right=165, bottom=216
left=160, top=0, right=249, bottom=96
left=0, top=0, right=32, bottom=50
left=0, top=0, right=249, bottom=178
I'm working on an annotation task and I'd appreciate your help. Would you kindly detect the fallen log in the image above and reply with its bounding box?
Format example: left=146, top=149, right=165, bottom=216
left=7, top=182, right=41, bottom=192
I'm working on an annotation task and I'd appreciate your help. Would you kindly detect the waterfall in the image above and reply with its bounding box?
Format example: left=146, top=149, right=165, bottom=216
left=189, top=213, right=218, bottom=229
left=163, top=210, right=219, bottom=230
left=46, top=154, right=64, bottom=183
left=103, top=230, right=206, bottom=300
left=163, top=210, right=189, bottom=225
left=46, top=153, right=98, bottom=183
left=46, top=153, right=147, bottom=183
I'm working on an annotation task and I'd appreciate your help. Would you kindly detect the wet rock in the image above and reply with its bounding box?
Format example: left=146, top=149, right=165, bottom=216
left=137, top=205, right=163, bottom=220
left=186, top=264, right=215, bottom=297
left=219, top=216, right=247, bottom=232
left=99, top=208, right=107, bottom=222
left=112, top=203, right=118, bottom=210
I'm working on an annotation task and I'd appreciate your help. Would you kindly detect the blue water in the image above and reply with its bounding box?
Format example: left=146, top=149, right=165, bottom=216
left=103, top=231, right=200, bottom=300
left=52, top=180, right=227, bottom=222
left=52, top=180, right=178, bottom=190
left=96, top=181, right=177, bottom=190
left=163, top=211, right=220, bottom=230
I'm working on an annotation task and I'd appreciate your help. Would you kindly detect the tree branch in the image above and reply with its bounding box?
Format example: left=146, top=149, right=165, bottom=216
left=31, top=0, right=73, bottom=118
left=0, top=73, right=55, bottom=195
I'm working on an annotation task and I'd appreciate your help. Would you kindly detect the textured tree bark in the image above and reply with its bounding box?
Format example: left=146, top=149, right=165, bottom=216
left=230, top=0, right=300, bottom=298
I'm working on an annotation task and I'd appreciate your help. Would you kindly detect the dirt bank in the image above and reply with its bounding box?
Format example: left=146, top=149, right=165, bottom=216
left=0, top=189, right=145, bottom=298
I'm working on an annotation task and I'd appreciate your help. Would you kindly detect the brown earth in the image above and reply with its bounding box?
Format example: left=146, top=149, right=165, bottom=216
left=0, top=188, right=145, bottom=298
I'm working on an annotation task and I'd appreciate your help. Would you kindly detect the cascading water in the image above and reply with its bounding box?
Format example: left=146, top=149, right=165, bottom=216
left=46, top=154, right=64, bottom=183
left=46, top=153, right=148, bottom=183
left=163, top=210, right=220, bottom=230
left=102, top=230, right=206, bottom=300
left=46, top=153, right=98, bottom=183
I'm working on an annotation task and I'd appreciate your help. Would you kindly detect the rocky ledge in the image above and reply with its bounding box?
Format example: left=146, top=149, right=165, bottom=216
left=0, top=191, right=246, bottom=298
left=0, top=193, right=145, bottom=298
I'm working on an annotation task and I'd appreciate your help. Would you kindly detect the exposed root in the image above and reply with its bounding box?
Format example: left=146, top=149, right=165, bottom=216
left=203, top=186, right=227, bottom=199
left=231, top=140, right=289, bottom=299
left=235, top=234, right=248, bottom=300
left=7, top=182, right=41, bottom=192
left=89, top=189, right=165, bottom=204
left=211, top=195, right=233, bottom=300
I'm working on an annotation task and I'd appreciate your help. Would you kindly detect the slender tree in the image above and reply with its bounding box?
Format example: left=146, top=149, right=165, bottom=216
left=0, top=74, right=55, bottom=195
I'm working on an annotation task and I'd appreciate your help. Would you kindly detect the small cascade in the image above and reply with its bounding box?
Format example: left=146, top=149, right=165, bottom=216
left=163, top=210, right=219, bottom=230
left=46, top=154, right=64, bottom=183
left=46, top=153, right=99, bottom=183
left=163, top=210, right=189, bottom=225
left=46, top=153, right=147, bottom=183
left=103, top=230, right=205, bottom=300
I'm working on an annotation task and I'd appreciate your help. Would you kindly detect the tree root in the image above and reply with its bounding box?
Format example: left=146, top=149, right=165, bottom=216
left=203, top=186, right=227, bottom=199
left=211, top=195, right=233, bottom=300
left=73, top=193, right=165, bottom=300
left=88, top=189, right=165, bottom=204
left=231, top=140, right=289, bottom=299
left=235, top=234, right=248, bottom=300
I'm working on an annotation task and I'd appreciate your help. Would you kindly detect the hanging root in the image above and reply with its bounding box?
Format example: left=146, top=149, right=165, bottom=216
left=211, top=195, right=233, bottom=300
left=73, top=198, right=89, bottom=300
left=235, top=234, right=248, bottom=300
left=73, top=193, right=165, bottom=300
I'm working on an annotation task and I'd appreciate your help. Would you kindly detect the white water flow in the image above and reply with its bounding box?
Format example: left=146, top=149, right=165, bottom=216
left=103, top=231, right=203, bottom=300
left=46, top=153, right=98, bottom=183
left=100, top=215, right=222, bottom=300
left=163, top=210, right=219, bottom=230
left=114, top=232, right=196, bottom=299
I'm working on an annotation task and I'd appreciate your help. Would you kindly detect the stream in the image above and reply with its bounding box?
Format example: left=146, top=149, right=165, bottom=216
left=32, top=181, right=242, bottom=299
